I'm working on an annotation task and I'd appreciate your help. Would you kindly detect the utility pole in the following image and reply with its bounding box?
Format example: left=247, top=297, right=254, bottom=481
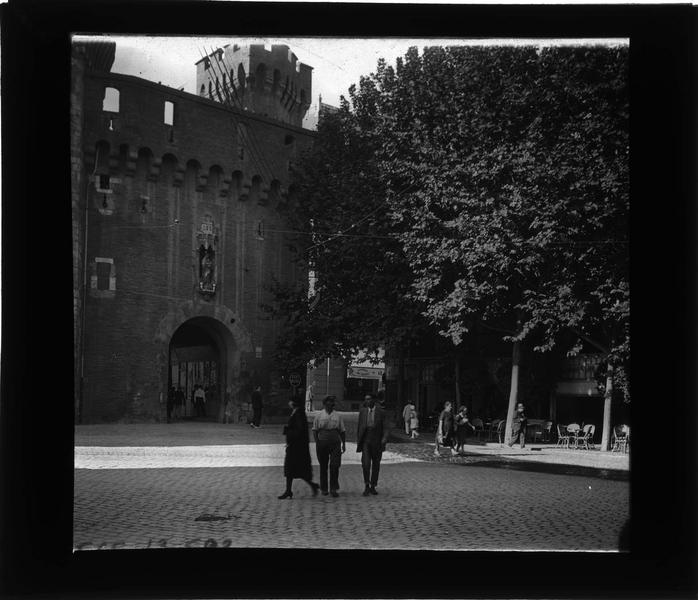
left=326, top=357, right=330, bottom=396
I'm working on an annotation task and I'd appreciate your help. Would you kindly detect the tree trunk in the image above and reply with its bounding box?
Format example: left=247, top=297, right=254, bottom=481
left=397, top=350, right=405, bottom=406
left=454, top=355, right=461, bottom=410
left=503, top=340, right=522, bottom=446
left=600, top=362, right=614, bottom=451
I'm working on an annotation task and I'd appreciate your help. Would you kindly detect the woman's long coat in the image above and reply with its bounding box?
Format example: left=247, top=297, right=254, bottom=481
left=283, top=408, right=313, bottom=480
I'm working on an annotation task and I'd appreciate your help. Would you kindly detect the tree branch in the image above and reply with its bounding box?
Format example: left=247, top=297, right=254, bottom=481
left=571, top=328, right=609, bottom=354
left=477, top=319, right=516, bottom=337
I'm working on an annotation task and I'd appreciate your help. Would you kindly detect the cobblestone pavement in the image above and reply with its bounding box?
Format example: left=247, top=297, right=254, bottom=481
left=74, top=424, right=629, bottom=552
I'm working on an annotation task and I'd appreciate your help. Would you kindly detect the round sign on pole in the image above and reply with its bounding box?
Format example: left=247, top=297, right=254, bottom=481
left=289, top=373, right=301, bottom=387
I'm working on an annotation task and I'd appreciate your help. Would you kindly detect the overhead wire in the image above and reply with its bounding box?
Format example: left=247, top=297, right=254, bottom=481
left=196, top=47, right=274, bottom=183
left=198, top=44, right=412, bottom=257
left=200, top=46, right=279, bottom=186
left=198, top=45, right=629, bottom=254
left=206, top=44, right=281, bottom=182
left=102, top=218, right=627, bottom=246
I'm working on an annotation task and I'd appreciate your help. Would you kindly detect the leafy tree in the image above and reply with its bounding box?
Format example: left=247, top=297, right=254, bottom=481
left=270, top=45, right=629, bottom=450
left=349, top=45, right=629, bottom=446
left=265, top=92, right=431, bottom=380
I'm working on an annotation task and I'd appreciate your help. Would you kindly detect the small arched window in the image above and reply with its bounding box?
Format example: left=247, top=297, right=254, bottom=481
left=237, top=64, right=246, bottom=88
left=200, top=84, right=206, bottom=96
left=164, top=101, right=174, bottom=126
left=102, top=87, right=120, bottom=112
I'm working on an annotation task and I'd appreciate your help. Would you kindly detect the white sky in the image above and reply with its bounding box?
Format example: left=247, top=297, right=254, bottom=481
left=75, top=35, right=627, bottom=111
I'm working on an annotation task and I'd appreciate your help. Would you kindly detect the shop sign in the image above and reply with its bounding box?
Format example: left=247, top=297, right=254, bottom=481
left=347, top=366, right=384, bottom=380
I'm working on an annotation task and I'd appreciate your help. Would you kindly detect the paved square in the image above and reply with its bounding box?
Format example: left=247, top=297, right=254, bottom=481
left=74, top=438, right=628, bottom=551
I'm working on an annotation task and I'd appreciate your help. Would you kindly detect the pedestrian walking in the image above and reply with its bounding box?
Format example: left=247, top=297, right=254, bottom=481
left=402, top=400, right=419, bottom=438
left=402, top=401, right=414, bottom=435
left=508, top=402, right=528, bottom=448
left=223, top=391, right=234, bottom=424
left=250, top=385, right=263, bottom=428
left=454, top=405, right=475, bottom=453
left=305, top=382, right=314, bottom=413
left=311, top=395, right=346, bottom=497
left=409, top=407, right=420, bottom=438
left=357, top=394, right=389, bottom=496
left=166, top=385, right=176, bottom=423
left=174, top=386, right=185, bottom=419
left=278, top=397, right=320, bottom=499
left=435, top=401, right=457, bottom=456
left=193, top=385, right=206, bottom=418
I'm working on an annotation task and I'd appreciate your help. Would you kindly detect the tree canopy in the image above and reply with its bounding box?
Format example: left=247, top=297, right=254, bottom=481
left=265, top=96, right=431, bottom=371
left=268, top=45, right=629, bottom=402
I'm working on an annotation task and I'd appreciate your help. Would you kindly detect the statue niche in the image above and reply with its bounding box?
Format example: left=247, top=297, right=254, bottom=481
left=197, top=218, right=218, bottom=297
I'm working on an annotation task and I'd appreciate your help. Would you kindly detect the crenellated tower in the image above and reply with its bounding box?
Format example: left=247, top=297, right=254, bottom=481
left=196, top=43, right=312, bottom=127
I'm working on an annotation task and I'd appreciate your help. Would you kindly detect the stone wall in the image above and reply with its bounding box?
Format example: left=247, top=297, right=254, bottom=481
left=77, top=69, right=314, bottom=422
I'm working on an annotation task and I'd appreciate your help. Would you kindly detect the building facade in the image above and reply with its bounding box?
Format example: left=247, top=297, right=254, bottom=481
left=72, top=41, right=315, bottom=422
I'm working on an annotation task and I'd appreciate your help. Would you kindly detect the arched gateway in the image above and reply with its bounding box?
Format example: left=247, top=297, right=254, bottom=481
left=169, top=317, right=234, bottom=420
left=157, top=303, right=253, bottom=423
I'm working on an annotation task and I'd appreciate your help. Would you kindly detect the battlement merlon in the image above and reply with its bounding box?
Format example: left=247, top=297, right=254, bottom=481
left=195, top=43, right=313, bottom=126
left=196, top=44, right=312, bottom=83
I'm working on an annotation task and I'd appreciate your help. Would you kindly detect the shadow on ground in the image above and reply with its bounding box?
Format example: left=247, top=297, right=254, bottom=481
left=456, top=453, right=629, bottom=481
left=386, top=432, right=629, bottom=481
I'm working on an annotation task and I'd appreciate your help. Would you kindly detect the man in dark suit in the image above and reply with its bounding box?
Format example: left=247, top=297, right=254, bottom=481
left=356, top=394, right=389, bottom=496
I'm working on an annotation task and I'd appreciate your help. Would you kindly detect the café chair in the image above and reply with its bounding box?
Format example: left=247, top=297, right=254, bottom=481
left=612, top=424, right=630, bottom=453
left=556, top=423, right=570, bottom=448
left=566, top=423, right=581, bottom=448
left=576, top=424, right=596, bottom=450
left=530, top=421, right=543, bottom=443
left=471, top=418, right=485, bottom=440
left=487, top=419, right=502, bottom=441
left=494, top=419, right=506, bottom=446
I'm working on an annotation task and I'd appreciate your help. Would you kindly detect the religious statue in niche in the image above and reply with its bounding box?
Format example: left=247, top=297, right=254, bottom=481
left=197, top=217, right=218, bottom=296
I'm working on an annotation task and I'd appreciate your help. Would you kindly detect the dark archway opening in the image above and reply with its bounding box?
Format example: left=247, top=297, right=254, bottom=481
left=169, top=317, right=226, bottom=421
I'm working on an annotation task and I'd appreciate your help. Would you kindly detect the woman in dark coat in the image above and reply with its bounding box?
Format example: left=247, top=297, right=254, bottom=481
left=278, top=397, right=320, bottom=499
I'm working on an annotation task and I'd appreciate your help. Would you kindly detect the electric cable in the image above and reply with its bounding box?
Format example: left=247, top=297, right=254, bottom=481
left=200, top=46, right=280, bottom=186
left=197, top=47, right=277, bottom=184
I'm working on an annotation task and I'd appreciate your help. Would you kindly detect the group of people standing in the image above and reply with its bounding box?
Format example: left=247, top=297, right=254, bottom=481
left=434, top=401, right=476, bottom=456
left=166, top=386, right=186, bottom=422
left=433, top=400, right=528, bottom=454
left=278, top=393, right=388, bottom=499
left=166, top=384, right=211, bottom=421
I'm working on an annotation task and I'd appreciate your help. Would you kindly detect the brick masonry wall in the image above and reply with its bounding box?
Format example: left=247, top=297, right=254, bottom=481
left=71, top=46, right=86, bottom=421
left=78, top=70, right=314, bottom=422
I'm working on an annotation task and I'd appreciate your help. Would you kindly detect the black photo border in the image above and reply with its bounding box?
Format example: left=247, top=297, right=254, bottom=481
left=1, top=1, right=696, bottom=598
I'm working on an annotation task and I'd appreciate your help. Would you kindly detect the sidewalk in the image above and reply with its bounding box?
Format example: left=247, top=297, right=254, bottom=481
left=388, top=429, right=630, bottom=471
left=74, top=421, right=629, bottom=472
